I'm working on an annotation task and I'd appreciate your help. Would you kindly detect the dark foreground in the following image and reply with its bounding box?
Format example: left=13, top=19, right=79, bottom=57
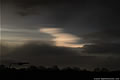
left=0, top=65, right=120, bottom=80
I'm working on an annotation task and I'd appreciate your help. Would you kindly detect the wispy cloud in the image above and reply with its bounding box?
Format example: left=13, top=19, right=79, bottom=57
left=1, top=28, right=39, bottom=33
left=40, top=28, right=84, bottom=48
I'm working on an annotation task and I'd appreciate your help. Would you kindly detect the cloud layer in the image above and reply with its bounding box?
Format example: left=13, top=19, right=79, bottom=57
left=1, top=42, right=120, bottom=70
left=1, top=0, right=120, bottom=70
left=40, top=28, right=84, bottom=48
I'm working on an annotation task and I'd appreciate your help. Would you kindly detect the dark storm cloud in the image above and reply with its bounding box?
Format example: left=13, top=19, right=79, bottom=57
left=13, top=0, right=120, bottom=36
left=1, top=0, right=120, bottom=70
left=1, top=42, right=120, bottom=70
left=3, top=41, right=79, bottom=57
left=1, top=41, right=80, bottom=65
left=1, top=42, right=96, bottom=69
left=82, top=43, right=120, bottom=54
left=1, top=0, right=120, bottom=53
left=14, top=0, right=120, bottom=26
left=2, top=0, right=120, bottom=31
left=81, top=28, right=120, bottom=54
left=0, top=43, right=11, bottom=56
left=82, top=28, right=120, bottom=43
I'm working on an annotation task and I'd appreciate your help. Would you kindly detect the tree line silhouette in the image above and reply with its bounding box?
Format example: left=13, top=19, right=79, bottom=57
left=0, top=64, right=113, bottom=72
left=0, top=63, right=120, bottom=79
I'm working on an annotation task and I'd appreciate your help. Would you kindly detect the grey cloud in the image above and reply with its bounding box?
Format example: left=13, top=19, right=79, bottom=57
left=1, top=0, right=120, bottom=70
left=80, top=28, right=120, bottom=54
left=2, top=0, right=120, bottom=32
left=0, top=43, right=12, bottom=56
left=82, top=28, right=120, bottom=43
left=1, top=42, right=120, bottom=70
left=82, top=43, right=120, bottom=54
left=3, top=42, right=79, bottom=57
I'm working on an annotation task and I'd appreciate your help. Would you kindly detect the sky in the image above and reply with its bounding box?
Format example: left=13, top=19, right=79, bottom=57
left=0, top=0, right=120, bottom=70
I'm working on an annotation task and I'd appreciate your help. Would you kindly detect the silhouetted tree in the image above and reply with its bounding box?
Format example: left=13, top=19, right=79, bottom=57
left=39, top=66, right=47, bottom=71
left=48, top=65, right=60, bottom=71
left=101, top=68, right=109, bottom=72
left=94, top=68, right=101, bottom=72
left=0, top=65, right=6, bottom=71
left=62, top=67, right=73, bottom=72
left=9, top=62, right=29, bottom=68
left=0, top=64, right=120, bottom=79
left=27, top=66, right=38, bottom=71
left=72, top=67, right=81, bottom=71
